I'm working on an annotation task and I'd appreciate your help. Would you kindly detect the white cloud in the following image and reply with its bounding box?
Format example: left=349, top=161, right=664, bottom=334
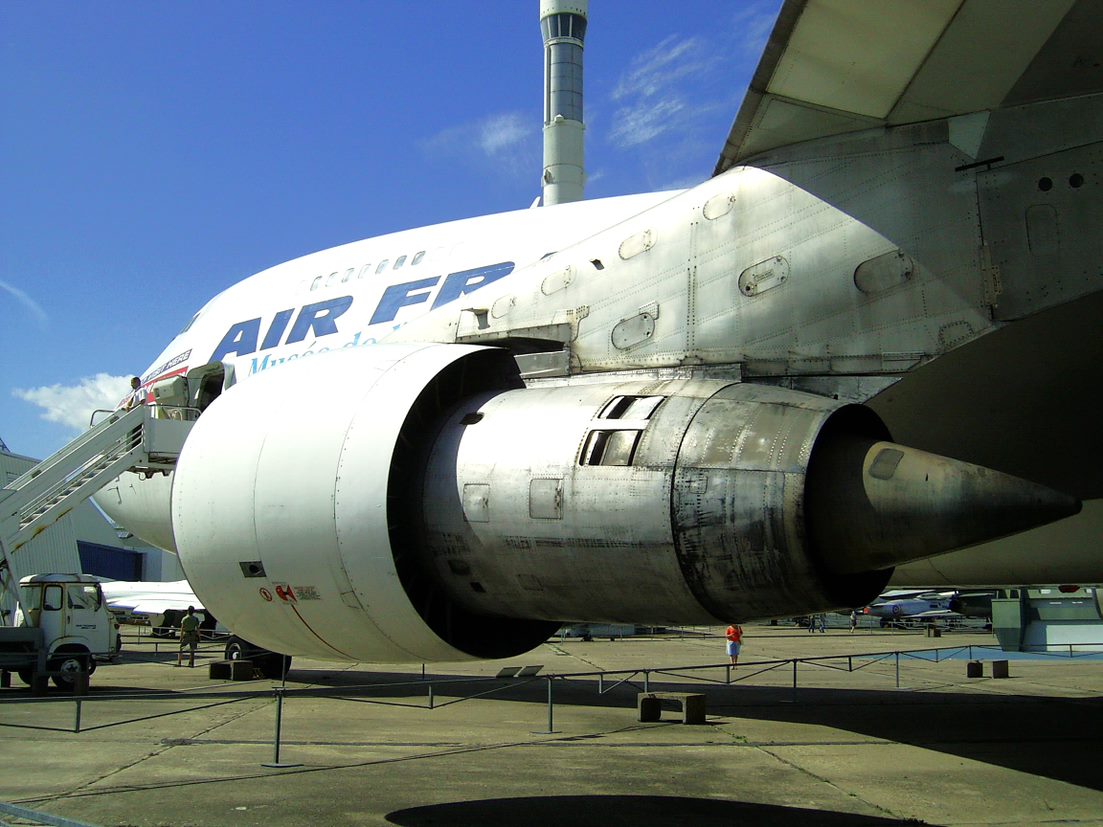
left=606, top=35, right=720, bottom=152
left=0, top=279, right=48, bottom=328
left=609, top=97, right=686, bottom=148
left=730, top=5, right=778, bottom=56
left=422, top=111, right=537, bottom=177
left=612, top=36, right=709, bottom=102
left=13, top=374, right=131, bottom=434
left=478, top=113, right=529, bottom=157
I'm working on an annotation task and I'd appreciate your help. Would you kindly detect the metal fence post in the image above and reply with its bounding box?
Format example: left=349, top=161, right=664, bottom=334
left=547, top=678, right=554, bottom=732
left=895, top=651, right=900, bottom=688
left=74, top=699, right=82, bottom=733
left=534, top=677, right=558, bottom=734
left=643, top=671, right=650, bottom=693
left=263, top=687, right=302, bottom=768
left=428, top=682, right=434, bottom=709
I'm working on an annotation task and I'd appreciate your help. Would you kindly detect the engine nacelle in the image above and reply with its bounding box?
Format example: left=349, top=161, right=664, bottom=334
left=172, top=343, right=1075, bottom=662
left=173, top=343, right=558, bottom=662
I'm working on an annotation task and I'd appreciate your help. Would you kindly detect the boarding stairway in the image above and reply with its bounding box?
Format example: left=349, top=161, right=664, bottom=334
left=0, top=405, right=192, bottom=606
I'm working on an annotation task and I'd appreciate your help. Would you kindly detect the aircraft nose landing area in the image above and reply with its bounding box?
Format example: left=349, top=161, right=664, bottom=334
left=1, top=626, right=1101, bottom=827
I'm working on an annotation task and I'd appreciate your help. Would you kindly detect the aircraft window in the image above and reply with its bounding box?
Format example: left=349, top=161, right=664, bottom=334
left=376, top=260, right=389, bottom=274
left=394, top=255, right=407, bottom=270
left=310, top=276, right=322, bottom=291
left=580, top=429, right=641, bottom=466
left=326, top=271, right=339, bottom=287
left=412, top=251, right=426, bottom=265
left=600, top=395, right=664, bottom=420
left=358, top=264, right=373, bottom=279
left=179, top=312, right=201, bottom=334
left=341, top=268, right=355, bottom=282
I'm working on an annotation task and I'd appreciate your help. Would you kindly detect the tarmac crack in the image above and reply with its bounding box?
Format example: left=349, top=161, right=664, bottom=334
left=13, top=734, right=575, bottom=804
left=13, top=725, right=646, bottom=806
left=18, top=696, right=272, bottom=807
left=755, top=744, right=906, bottom=822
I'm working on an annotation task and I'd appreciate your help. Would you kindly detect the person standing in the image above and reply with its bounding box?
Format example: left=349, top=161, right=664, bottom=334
left=849, top=610, right=858, bottom=633
left=123, top=376, right=143, bottom=410
left=725, top=623, right=743, bottom=665
left=177, top=606, right=202, bottom=668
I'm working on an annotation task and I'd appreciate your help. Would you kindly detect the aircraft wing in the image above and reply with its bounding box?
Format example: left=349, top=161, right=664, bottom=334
left=105, top=596, right=201, bottom=616
left=716, top=0, right=1097, bottom=173
left=907, top=608, right=957, bottom=619
left=100, top=580, right=202, bottom=616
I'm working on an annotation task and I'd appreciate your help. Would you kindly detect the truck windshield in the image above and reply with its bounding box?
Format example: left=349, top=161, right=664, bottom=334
left=19, top=585, right=42, bottom=611
left=68, top=584, right=102, bottom=610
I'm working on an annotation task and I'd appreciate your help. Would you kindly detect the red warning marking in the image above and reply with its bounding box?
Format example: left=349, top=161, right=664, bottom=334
left=275, top=583, right=297, bottom=603
left=259, top=588, right=273, bottom=602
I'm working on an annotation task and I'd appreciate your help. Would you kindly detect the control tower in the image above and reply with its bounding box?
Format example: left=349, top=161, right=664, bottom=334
left=540, top=0, right=587, bottom=206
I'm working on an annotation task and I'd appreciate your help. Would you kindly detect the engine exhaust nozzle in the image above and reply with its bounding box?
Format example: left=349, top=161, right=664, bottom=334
left=808, top=438, right=1082, bottom=575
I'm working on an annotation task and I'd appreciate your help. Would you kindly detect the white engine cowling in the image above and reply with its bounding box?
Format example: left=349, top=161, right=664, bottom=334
left=172, top=344, right=558, bottom=662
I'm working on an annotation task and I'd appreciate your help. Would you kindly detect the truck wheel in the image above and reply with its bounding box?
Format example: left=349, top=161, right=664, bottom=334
left=50, top=653, right=93, bottom=689
left=17, top=669, right=33, bottom=686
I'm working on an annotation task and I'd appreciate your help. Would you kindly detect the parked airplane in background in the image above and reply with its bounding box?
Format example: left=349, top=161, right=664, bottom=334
left=862, top=590, right=957, bottom=625
left=95, top=0, right=1101, bottom=667
left=98, top=579, right=210, bottom=636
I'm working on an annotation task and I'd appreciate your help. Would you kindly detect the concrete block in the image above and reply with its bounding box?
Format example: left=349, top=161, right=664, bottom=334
left=992, top=659, right=1009, bottom=678
left=209, top=659, right=255, bottom=681
left=637, top=692, right=706, bottom=724
left=966, top=660, right=983, bottom=678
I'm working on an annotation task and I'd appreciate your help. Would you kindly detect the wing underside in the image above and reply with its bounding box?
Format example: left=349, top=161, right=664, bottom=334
left=717, top=0, right=1102, bottom=172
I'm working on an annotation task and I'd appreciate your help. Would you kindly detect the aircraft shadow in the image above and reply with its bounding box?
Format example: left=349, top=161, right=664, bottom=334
left=282, top=666, right=1102, bottom=792
left=384, top=795, right=922, bottom=826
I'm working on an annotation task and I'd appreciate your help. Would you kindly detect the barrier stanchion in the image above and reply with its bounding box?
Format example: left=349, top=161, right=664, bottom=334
left=262, top=687, right=302, bottom=768
left=895, top=651, right=900, bottom=688
left=74, top=699, right=82, bottom=733
left=534, top=677, right=559, bottom=734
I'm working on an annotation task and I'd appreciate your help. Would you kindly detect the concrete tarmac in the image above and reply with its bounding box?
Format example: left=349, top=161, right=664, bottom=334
left=1, top=623, right=1101, bottom=826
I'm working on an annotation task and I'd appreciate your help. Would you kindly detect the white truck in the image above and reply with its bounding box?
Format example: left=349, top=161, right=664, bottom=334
left=0, top=573, right=120, bottom=690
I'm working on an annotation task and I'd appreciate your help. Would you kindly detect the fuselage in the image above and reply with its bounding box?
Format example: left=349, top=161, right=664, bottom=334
left=141, top=191, right=677, bottom=399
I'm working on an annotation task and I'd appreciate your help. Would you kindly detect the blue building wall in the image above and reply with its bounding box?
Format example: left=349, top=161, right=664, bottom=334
left=78, top=541, right=142, bottom=580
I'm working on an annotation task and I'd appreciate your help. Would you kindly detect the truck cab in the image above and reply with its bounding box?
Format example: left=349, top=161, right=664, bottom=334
left=4, top=573, right=120, bottom=689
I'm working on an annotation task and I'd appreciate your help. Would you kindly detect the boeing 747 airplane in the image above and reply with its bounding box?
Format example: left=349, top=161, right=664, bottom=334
left=90, top=0, right=1101, bottom=665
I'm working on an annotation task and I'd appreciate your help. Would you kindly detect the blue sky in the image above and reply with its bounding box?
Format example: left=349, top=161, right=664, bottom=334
left=1, top=0, right=781, bottom=460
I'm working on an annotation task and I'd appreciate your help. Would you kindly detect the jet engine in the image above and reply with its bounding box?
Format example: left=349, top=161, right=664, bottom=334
left=170, top=344, right=1078, bottom=662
